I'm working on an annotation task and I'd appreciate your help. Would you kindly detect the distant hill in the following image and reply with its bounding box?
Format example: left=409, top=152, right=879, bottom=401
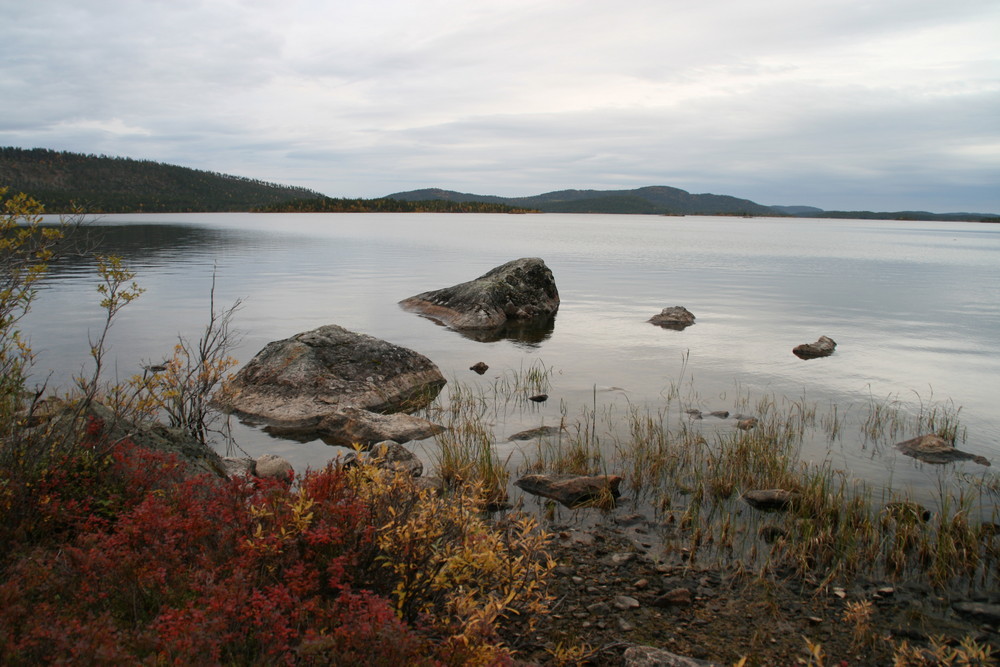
left=387, top=185, right=775, bottom=216
left=388, top=186, right=1000, bottom=222
left=0, top=147, right=325, bottom=213
left=254, top=196, right=536, bottom=214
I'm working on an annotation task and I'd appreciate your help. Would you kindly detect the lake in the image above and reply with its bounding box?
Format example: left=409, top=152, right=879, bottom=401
left=26, top=212, right=1000, bottom=512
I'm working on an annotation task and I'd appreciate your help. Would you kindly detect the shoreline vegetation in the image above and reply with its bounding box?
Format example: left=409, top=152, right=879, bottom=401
left=3, top=188, right=999, bottom=664
left=3, top=147, right=998, bottom=222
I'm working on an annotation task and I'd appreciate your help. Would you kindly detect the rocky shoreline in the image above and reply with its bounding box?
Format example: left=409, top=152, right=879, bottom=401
left=498, top=514, right=1000, bottom=666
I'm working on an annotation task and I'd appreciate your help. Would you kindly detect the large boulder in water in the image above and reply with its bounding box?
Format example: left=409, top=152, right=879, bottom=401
left=399, top=257, right=560, bottom=331
left=213, top=325, right=446, bottom=433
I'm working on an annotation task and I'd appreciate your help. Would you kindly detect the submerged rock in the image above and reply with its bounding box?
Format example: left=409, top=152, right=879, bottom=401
left=648, top=306, right=696, bottom=330
left=399, top=257, right=560, bottom=331
left=895, top=433, right=990, bottom=466
left=882, top=501, right=931, bottom=522
left=514, top=473, right=622, bottom=508
left=792, top=335, right=836, bottom=359
left=741, top=489, right=798, bottom=511
left=508, top=425, right=566, bottom=441
left=212, top=324, right=446, bottom=435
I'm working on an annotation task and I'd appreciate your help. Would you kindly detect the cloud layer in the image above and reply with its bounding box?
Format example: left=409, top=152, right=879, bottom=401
left=3, top=0, right=998, bottom=212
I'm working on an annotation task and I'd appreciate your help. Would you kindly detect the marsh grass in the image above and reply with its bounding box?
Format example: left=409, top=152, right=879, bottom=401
left=491, top=359, right=554, bottom=407
left=424, top=380, right=510, bottom=507
left=423, top=364, right=997, bottom=595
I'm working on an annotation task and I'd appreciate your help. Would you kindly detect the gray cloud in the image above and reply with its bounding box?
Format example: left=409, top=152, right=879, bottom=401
left=2, top=0, right=997, bottom=212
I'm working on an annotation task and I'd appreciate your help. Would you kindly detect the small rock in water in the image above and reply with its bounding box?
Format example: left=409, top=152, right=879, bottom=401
left=469, top=361, right=489, bottom=374
left=895, top=433, right=991, bottom=466
left=648, top=305, right=696, bottom=330
left=528, top=393, right=548, bottom=402
left=737, top=417, right=759, bottom=430
left=793, top=335, right=837, bottom=359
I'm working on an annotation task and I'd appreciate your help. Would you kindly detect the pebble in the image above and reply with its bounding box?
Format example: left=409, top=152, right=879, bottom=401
left=614, top=595, right=640, bottom=610
left=611, top=552, right=637, bottom=566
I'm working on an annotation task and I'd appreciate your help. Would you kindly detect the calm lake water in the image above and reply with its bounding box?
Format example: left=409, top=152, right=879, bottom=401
left=26, top=213, right=1000, bottom=510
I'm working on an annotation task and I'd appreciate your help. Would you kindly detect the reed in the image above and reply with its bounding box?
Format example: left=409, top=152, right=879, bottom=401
left=424, top=363, right=998, bottom=597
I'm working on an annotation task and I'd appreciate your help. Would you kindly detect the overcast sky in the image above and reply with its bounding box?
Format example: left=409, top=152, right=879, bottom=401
left=2, top=0, right=998, bottom=212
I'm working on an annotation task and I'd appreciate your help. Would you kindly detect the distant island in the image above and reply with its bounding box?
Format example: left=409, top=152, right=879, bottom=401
left=2, top=147, right=996, bottom=221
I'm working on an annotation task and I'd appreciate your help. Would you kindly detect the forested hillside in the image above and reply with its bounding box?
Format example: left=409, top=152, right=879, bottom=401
left=0, top=147, right=324, bottom=213
left=387, top=185, right=776, bottom=216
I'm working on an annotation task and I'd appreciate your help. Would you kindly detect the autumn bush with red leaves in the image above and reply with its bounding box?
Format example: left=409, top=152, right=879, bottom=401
left=0, top=423, right=553, bottom=665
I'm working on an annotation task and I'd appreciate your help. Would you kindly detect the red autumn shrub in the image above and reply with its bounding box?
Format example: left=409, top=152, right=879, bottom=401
left=0, top=437, right=545, bottom=665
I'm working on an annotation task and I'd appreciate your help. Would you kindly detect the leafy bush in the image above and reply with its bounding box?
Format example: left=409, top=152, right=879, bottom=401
left=0, top=433, right=552, bottom=664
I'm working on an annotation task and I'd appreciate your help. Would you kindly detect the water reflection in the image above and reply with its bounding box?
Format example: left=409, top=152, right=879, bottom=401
left=404, top=310, right=557, bottom=347
left=43, top=224, right=234, bottom=276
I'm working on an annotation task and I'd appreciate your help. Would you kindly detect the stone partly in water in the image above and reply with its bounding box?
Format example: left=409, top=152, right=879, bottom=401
left=306, top=407, right=444, bottom=448
left=212, top=324, right=446, bottom=437
left=470, top=361, right=489, bottom=374
left=895, top=433, right=990, bottom=467
left=399, top=257, right=560, bottom=331
left=648, top=306, right=696, bottom=330
left=508, top=425, right=566, bottom=441
left=514, top=473, right=623, bottom=508
left=792, top=335, right=837, bottom=359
